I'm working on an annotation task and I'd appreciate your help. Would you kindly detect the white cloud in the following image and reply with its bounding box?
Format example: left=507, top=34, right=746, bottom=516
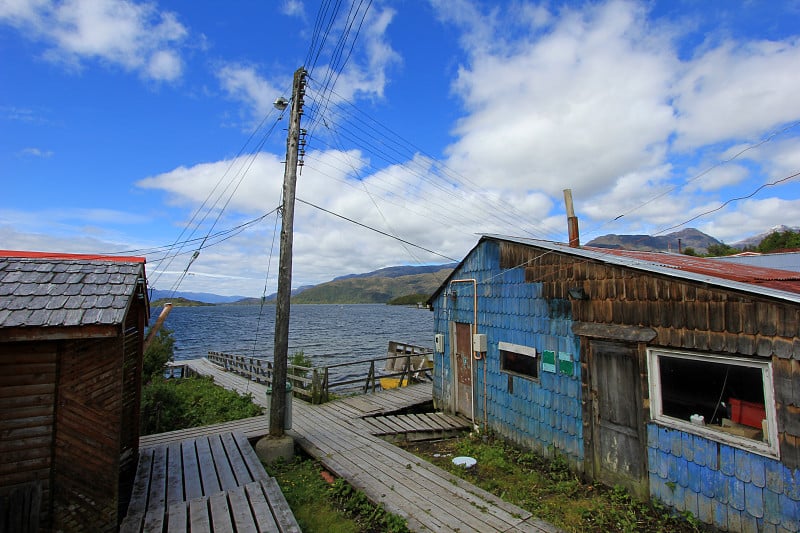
left=19, top=147, right=53, bottom=157
left=319, top=6, right=401, bottom=102
left=430, top=0, right=800, bottom=244
left=137, top=152, right=286, bottom=213
left=673, top=39, right=800, bottom=149
left=215, top=64, right=286, bottom=125
left=442, top=0, right=677, bottom=198
left=699, top=198, right=800, bottom=243
left=281, top=0, right=304, bottom=18
left=0, top=0, right=188, bottom=81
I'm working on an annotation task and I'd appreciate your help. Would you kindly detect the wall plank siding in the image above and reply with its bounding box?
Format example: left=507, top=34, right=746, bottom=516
left=0, top=343, right=57, bottom=529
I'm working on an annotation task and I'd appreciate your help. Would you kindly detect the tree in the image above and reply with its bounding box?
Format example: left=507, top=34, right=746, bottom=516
left=757, top=230, right=800, bottom=253
left=143, top=327, right=175, bottom=383
left=682, top=247, right=699, bottom=257
left=705, top=243, right=738, bottom=257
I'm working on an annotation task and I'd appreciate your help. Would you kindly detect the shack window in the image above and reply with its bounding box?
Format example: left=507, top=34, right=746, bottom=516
left=647, top=349, right=778, bottom=457
left=499, top=341, right=538, bottom=380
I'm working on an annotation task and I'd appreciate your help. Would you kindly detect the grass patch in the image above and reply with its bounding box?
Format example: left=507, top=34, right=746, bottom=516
left=140, top=376, right=263, bottom=435
left=267, top=455, right=409, bottom=533
left=403, top=433, right=713, bottom=533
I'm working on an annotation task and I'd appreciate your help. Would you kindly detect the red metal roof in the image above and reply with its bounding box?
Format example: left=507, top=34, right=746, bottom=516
left=0, top=250, right=145, bottom=263
left=588, top=247, right=800, bottom=294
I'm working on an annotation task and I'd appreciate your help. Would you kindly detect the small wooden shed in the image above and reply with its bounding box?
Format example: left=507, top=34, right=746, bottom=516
left=0, top=251, right=150, bottom=532
left=429, top=235, right=800, bottom=532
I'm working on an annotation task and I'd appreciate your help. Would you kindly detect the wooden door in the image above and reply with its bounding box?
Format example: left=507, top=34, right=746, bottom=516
left=454, top=322, right=473, bottom=418
left=589, top=340, right=648, bottom=498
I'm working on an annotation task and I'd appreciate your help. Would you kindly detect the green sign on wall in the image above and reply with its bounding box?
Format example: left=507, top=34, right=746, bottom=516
left=542, top=350, right=556, bottom=373
left=558, top=352, right=574, bottom=377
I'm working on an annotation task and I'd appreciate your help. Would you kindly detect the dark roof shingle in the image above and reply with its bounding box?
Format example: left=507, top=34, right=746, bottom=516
left=0, top=253, right=147, bottom=330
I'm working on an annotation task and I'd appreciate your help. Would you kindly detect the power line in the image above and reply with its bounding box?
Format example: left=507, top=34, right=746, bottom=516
left=653, top=170, right=800, bottom=236
left=296, top=197, right=459, bottom=262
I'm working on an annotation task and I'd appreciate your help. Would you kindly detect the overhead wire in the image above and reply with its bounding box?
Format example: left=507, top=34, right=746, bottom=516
left=296, top=197, right=459, bottom=262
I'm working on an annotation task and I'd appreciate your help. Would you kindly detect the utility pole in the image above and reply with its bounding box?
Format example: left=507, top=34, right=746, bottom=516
left=270, top=66, right=307, bottom=437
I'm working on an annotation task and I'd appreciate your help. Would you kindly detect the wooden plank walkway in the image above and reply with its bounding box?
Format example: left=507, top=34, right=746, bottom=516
left=121, top=432, right=300, bottom=532
left=157, top=358, right=561, bottom=532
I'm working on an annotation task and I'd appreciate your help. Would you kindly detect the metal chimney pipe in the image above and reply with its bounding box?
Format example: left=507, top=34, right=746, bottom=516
left=564, top=189, right=580, bottom=248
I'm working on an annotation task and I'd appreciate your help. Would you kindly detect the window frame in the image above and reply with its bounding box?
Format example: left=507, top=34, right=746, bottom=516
left=499, top=341, right=539, bottom=381
left=646, top=348, right=779, bottom=458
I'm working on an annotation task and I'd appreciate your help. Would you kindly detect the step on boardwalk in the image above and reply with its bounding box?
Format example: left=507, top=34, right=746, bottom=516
left=121, top=431, right=300, bottom=533
left=160, top=358, right=561, bottom=532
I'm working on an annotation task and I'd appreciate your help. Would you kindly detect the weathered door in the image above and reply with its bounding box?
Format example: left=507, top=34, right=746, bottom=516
left=454, top=322, right=473, bottom=418
left=589, top=340, right=648, bottom=498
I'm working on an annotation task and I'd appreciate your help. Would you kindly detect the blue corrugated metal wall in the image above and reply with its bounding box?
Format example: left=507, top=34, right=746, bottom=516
left=432, top=240, right=583, bottom=468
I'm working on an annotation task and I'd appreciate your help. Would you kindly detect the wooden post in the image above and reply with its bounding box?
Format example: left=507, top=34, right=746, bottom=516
left=271, top=67, right=306, bottom=436
left=142, top=303, right=172, bottom=353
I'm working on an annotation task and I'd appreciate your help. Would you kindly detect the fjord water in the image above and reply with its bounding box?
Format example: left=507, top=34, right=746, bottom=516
left=159, top=303, right=434, bottom=384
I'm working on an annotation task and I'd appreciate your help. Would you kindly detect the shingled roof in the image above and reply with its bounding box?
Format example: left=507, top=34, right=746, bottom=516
left=0, top=251, right=148, bottom=337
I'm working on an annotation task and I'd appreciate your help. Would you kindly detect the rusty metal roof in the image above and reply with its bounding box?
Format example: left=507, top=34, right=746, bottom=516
left=591, top=247, right=800, bottom=294
left=0, top=252, right=148, bottom=331
left=471, top=235, right=800, bottom=303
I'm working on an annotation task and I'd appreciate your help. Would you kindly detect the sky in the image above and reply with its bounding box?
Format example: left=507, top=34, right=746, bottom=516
left=2, top=0, right=800, bottom=298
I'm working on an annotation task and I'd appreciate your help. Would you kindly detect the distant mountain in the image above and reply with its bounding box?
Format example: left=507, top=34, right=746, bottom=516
left=333, top=264, right=457, bottom=281
left=223, top=263, right=456, bottom=305
left=732, top=225, right=800, bottom=250
left=293, top=268, right=454, bottom=304
left=586, top=228, right=722, bottom=254
left=148, top=289, right=249, bottom=304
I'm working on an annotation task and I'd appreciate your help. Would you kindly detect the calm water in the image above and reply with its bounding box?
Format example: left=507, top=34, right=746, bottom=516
left=157, top=304, right=434, bottom=383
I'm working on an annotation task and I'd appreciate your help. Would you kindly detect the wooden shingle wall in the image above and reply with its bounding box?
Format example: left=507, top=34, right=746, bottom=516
left=498, top=241, right=800, bottom=469
left=0, top=343, right=57, bottom=530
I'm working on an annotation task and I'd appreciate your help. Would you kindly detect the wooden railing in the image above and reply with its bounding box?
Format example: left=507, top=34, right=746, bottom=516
left=206, top=341, right=433, bottom=404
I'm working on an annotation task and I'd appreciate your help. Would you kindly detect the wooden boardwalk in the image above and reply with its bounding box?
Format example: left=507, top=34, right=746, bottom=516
left=121, top=432, right=300, bottom=532
left=156, top=358, right=561, bottom=532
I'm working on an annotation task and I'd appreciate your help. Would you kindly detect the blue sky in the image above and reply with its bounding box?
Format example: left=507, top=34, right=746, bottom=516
left=2, top=0, right=800, bottom=297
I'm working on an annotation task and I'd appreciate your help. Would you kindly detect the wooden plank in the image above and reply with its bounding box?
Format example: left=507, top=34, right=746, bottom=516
left=181, top=439, right=203, bottom=500
left=232, top=432, right=269, bottom=481
left=221, top=432, right=253, bottom=485
left=243, top=481, right=280, bottom=533
left=127, top=448, right=155, bottom=515
left=166, top=442, right=184, bottom=505
left=118, top=512, right=144, bottom=533
left=166, top=359, right=555, bottom=533
left=188, top=497, right=212, bottom=533
left=195, top=436, right=221, bottom=496
left=208, top=433, right=238, bottom=491
left=208, top=491, right=233, bottom=533
left=143, top=506, right=166, bottom=533
left=166, top=500, right=187, bottom=533
left=260, top=478, right=302, bottom=533
left=227, top=485, right=258, bottom=533
left=148, top=446, right=168, bottom=512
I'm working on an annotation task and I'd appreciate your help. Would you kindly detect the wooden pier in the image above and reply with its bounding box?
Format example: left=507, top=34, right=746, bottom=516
left=143, top=357, right=561, bottom=533
left=121, top=431, right=300, bottom=533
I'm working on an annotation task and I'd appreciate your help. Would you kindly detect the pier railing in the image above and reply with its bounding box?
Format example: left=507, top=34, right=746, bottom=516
left=206, top=341, right=433, bottom=404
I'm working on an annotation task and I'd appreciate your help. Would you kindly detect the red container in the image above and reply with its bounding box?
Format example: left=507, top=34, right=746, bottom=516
left=729, top=398, right=766, bottom=428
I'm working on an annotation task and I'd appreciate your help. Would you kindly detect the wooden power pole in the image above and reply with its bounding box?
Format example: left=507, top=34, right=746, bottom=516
left=270, top=67, right=307, bottom=437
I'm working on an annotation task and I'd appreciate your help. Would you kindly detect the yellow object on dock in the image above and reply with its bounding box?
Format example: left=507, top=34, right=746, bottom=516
left=379, top=377, right=409, bottom=389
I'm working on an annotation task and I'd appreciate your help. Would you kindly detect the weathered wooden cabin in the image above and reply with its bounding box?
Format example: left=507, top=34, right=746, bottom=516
left=0, top=251, right=149, bottom=532
left=428, top=235, right=800, bottom=533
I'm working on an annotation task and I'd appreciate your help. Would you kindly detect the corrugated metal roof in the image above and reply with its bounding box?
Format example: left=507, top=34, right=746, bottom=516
left=588, top=247, right=800, bottom=294
left=0, top=252, right=147, bottom=330
left=464, top=235, right=800, bottom=304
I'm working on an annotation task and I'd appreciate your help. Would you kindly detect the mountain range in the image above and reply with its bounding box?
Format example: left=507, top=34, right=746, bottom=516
left=153, top=226, right=795, bottom=305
